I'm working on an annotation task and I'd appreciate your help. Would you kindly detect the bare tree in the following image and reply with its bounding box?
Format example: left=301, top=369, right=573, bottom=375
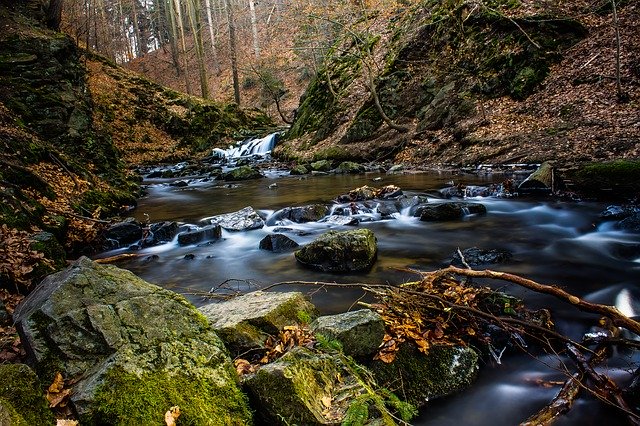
left=203, top=0, right=220, bottom=72
left=248, top=0, right=260, bottom=58
left=187, top=0, right=210, bottom=98
left=224, top=0, right=241, bottom=104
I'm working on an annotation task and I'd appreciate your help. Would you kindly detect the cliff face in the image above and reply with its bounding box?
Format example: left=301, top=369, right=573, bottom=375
left=278, top=0, right=640, bottom=167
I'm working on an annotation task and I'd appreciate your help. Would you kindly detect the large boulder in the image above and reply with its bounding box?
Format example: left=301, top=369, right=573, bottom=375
left=310, top=160, right=333, bottom=172
left=206, top=206, right=265, bottom=231
left=295, top=229, right=378, bottom=272
left=370, top=343, right=479, bottom=407
left=334, top=161, right=365, bottom=174
left=199, top=291, right=317, bottom=357
left=311, top=309, right=385, bottom=359
left=13, top=257, right=251, bottom=425
left=0, top=364, right=55, bottom=426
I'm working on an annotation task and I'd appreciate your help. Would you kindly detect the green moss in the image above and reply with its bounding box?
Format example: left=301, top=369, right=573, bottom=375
left=75, top=188, right=137, bottom=218
left=312, top=146, right=355, bottom=162
left=91, top=367, right=252, bottom=426
left=0, top=364, right=55, bottom=426
left=315, top=333, right=344, bottom=352
left=569, top=160, right=640, bottom=199
left=371, top=343, right=478, bottom=406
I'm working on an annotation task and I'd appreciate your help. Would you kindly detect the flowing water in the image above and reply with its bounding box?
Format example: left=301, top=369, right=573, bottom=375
left=98, top=162, right=640, bottom=425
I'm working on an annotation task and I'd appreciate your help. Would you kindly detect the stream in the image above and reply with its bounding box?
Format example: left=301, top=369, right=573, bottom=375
left=98, top=149, right=640, bottom=424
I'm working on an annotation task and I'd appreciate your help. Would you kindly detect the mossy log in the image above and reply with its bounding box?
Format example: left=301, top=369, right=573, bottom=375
left=518, top=161, right=558, bottom=194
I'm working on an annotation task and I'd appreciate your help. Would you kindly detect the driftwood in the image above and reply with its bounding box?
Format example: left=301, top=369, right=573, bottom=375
left=520, top=373, right=582, bottom=426
left=94, top=253, right=142, bottom=264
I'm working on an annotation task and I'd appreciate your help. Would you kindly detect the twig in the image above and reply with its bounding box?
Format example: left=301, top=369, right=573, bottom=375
left=521, top=373, right=582, bottom=425
left=94, top=253, right=142, bottom=264
left=49, top=152, right=81, bottom=190
left=457, top=247, right=472, bottom=270
left=430, top=266, right=640, bottom=336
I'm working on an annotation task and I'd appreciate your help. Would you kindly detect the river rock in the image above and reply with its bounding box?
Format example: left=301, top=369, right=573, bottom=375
left=223, top=165, right=264, bottom=181
left=451, top=247, right=513, bottom=267
left=177, top=224, right=222, bottom=245
left=244, top=347, right=371, bottom=425
left=267, top=204, right=329, bottom=225
left=259, top=233, right=299, bottom=252
left=311, top=309, right=385, bottom=359
left=149, top=221, right=179, bottom=243
left=371, top=343, right=479, bottom=407
left=418, top=202, right=487, bottom=221
left=290, top=165, right=309, bottom=175
left=207, top=206, right=265, bottom=231
left=13, top=257, right=251, bottom=424
left=0, top=364, right=55, bottom=425
left=199, top=291, right=317, bottom=356
left=334, top=161, right=365, bottom=174
left=310, top=160, right=333, bottom=172
left=295, top=229, right=378, bottom=272
left=319, top=215, right=360, bottom=226
left=103, top=219, right=142, bottom=246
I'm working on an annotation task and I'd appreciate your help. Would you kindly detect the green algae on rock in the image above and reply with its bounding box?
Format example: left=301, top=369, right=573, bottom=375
left=13, top=257, right=252, bottom=425
left=295, top=229, right=378, bottom=273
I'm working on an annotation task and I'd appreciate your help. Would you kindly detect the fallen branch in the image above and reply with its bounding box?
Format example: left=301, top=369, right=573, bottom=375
left=428, top=266, right=640, bottom=336
left=521, top=373, right=582, bottom=426
left=94, top=254, right=142, bottom=264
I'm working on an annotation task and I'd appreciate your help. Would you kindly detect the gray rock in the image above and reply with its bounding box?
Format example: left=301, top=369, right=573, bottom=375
left=267, top=204, right=329, bottom=225
left=13, top=257, right=251, bottom=424
left=619, top=213, right=640, bottom=232
left=149, top=221, right=179, bottom=243
left=419, top=202, right=487, bottom=221
left=177, top=224, right=222, bottom=245
left=295, top=229, right=378, bottom=272
left=311, top=309, right=385, bottom=358
left=207, top=206, right=265, bottom=231
left=371, top=343, right=479, bottom=407
left=386, top=164, right=406, bottom=174
left=259, top=234, right=299, bottom=252
left=319, top=215, right=360, bottom=226
left=199, top=291, right=317, bottom=356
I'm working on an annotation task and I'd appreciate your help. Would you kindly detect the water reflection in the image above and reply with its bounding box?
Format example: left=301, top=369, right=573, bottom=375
left=100, top=171, right=640, bottom=425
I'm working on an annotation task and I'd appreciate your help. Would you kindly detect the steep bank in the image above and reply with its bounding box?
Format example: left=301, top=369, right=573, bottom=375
left=0, top=1, right=272, bottom=291
left=277, top=0, right=639, bottom=167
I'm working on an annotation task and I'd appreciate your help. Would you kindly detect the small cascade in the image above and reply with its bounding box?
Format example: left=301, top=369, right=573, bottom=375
left=213, top=133, right=280, bottom=160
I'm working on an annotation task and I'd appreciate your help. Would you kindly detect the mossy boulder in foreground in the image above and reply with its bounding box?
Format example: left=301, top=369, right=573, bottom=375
left=295, top=229, right=378, bottom=272
left=13, top=257, right=251, bottom=425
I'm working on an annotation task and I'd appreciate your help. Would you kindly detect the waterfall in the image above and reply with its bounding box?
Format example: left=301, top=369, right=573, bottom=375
left=213, top=133, right=279, bottom=159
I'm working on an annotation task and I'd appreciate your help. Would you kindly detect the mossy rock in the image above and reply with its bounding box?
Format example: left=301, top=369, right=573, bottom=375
left=0, top=364, right=55, bottom=426
left=13, top=257, right=252, bottom=424
left=295, top=229, right=378, bottom=273
left=311, top=309, right=385, bottom=359
left=309, top=160, right=333, bottom=172
left=289, top=165, right=309, bottom=175
left=370, top=343, right=479, bottom=407
left=199, top=291, right=318, bottom=357
left=223, top=166, right=264, bottom=181
left=567, top=160, right=640, bottom=200
left=335, top=161, right=365, bottom=174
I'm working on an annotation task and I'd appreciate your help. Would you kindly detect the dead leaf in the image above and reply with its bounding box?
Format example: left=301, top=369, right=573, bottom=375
left=321, top=395, right=332, bottom=408
left=48, top=372, right=64, bottom=394
left=56, top=420, right=79, bottom=426
left=164, top=406, right=180, bottom=426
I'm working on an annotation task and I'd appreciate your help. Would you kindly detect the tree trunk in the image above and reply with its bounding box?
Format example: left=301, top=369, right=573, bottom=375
left=225, top=0, right=241, bottom=105
left=187, top=0, right=210, bottom=98
left=173, top=0, right=192, bottom=94
left=130, top=0, right=143, bottom=57
left=166, top=0, right=182, bottom=74
left=47, top=0, right=64, bottom=31
left=248, top=0, right=260, bottom=58
left=204, top=0, right=220, bottom=72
